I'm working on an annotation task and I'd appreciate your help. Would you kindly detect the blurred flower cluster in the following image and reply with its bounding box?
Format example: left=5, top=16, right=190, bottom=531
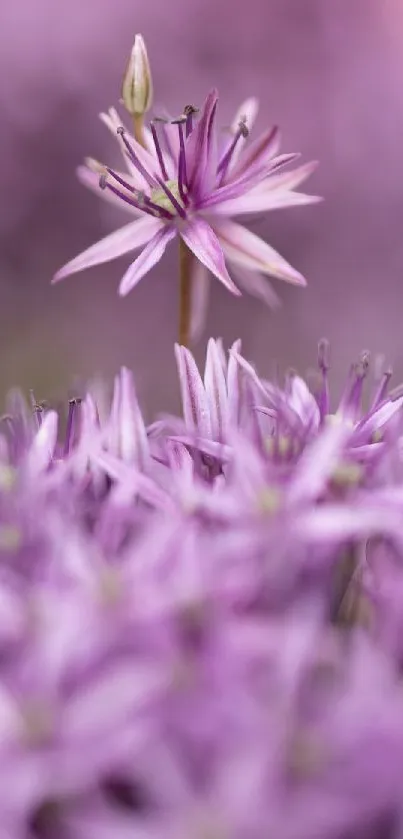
left=6, top=28, right=403, bottom=839
left=1, top=338, right=403, bottom=838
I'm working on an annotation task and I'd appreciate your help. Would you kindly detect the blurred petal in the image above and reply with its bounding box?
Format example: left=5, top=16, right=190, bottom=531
left=180, top=219, right=241, bottom=295
left=118, top=225, right=175, bottom=295
left=174, top=344, right=212, bottom=437
left=204, top=338, right=229, bottom=439
left=229, top=263, right=281, bottom=308
left=214, top=219, right=306, bottom=285
left=53, top=217, right=162, bottom=281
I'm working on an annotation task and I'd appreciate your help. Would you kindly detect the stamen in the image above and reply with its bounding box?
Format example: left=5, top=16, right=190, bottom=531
left=183, top=104, right=198, bottom=137
left=316, top=338, right=330, bottom=419
left=100, top=176, right=165, bottom=218
left=176, top=121, right=188, bottom=205
left=116, top=126, right=158, bottom=189
left=64, top=398, right=82, bottom=456
left=339, top=351, right=370, bottom=419
left=30, top=391, right=43, bottom=429
left=150, top=122, right=168, bottom=180
left=217, top=117, right=249, bottom=185
left=370, top=368, right=393, bottom=411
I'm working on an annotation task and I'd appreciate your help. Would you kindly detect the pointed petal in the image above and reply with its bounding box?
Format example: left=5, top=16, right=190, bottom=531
left=288, top=418, right=352, bottom=506
left=229, top=263, right=281, bottom=308
left=174, top=344, right=212, bottom=438
left=53, top=217, right=162, bottom=282
left=118, top=225, right=175, bottom=295
left=180, top=220, right=241, bottom=295
left=113, top=367, right=149, bottom=468
left=229, top=125, right=280, bottom=181
left=260, top=160, right=318, bottom=193
left=186, top=89, right=219, bottom=198
left=208, top=189, right=321, bottom=216
left=204, top=339, right=229, bottom=440
left=199, top=153, right=301, bottom=211
left=214, top=219, right=306, bottom=285
left=189, top=260, right=211, bottom=343
left=25, top=411, right=58, bottom=475
left=227, top=338, right=243, bottom=427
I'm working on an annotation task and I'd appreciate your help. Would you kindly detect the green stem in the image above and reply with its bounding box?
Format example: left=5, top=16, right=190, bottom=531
left=179, top=239, right=193, bottom=347
left=133, top=114, right=146, bottom=148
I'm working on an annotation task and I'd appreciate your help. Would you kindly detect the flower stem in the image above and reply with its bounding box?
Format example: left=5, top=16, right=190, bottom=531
left=179, top=239, right=193, bottom=347
left=133, top=114, right=146, bottom=148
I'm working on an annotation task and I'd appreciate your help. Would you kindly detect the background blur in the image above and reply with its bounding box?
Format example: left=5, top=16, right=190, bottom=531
left=1, top=0, right=402, bottom=415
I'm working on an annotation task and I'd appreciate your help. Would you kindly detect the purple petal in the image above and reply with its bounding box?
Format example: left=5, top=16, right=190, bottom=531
left=208, top=189, right=321, bottom=216
left=227, top=338, right=243, bottom=427
left=118, top=225, right=175, bottom=295
left=229, top=264, right=281, bottom=308
left=174, top=344, right=212, bottom=437
left=213, top=219, right=306, bottom=285
left=180, top=220, right=241, bottom=295
left=229, top=125, right=281, bottom=181
left=53, top=217, right=162, bottom=282
left=204, top=338, right=229, bottom=440
left=186, top=89, right=218, bottom=198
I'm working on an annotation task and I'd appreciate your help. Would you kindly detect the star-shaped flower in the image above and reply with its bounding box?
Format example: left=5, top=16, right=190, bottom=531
left=54, top=89, right=319, bottom=333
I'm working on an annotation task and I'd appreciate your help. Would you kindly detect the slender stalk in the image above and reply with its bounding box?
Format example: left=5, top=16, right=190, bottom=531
left=133, top=114, right=146, bottom=148
left=178, top=239, right=193, bottom=347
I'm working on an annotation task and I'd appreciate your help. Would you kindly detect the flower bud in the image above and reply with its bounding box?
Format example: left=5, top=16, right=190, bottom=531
left=121, top=34, right=153, bottom=117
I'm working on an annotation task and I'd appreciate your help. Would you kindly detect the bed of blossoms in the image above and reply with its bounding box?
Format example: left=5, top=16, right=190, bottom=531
left=5, top=32, right=403, bottom=839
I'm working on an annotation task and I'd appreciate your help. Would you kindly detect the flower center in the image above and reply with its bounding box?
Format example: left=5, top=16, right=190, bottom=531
left=150, top=179, right=187, bottom=214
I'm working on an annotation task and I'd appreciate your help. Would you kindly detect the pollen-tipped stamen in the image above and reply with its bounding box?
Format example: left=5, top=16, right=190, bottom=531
left=339, top=352, right=370, bottom=418
left=183, top=104, right=198, bottom=138
left=370, top=369, right=393, bottom=411
left=176, top=120, right=188, bottom=205
left=217, top=117, right=249, bottom=185
left=316, top=339, right=330, bottom=420
left=64, top=398, right=82, bottom=456
left=100, top=175, right=160, bottom=218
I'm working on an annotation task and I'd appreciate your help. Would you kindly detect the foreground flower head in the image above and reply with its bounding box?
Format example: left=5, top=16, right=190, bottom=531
left=53, top=36, right=319, bottom=338
left=1, top=340, right=403, bottom=838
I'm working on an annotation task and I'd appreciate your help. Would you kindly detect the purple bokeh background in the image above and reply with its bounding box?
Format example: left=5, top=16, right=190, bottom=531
left=1, top=0, right=402, bottom=413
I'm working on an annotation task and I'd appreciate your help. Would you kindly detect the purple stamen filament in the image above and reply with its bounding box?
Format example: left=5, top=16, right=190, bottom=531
left=64, top=398, right=81, bottom=456
left=117, top=127, right=158, bottom=189
left=150, top=122, right=169, bottom=181
left=217, top=118, right=249, bottom=185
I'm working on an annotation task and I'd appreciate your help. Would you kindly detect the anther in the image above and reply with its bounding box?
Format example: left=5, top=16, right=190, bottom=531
left=238, top=116, right=249, bottom=138
left=99, top=174, right=108, bottom=190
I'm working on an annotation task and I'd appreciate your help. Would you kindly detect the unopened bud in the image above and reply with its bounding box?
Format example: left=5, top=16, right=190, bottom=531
left=121, top=34, right=153, bottom=116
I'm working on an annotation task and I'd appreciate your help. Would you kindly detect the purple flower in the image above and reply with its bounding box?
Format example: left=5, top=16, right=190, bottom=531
left=53, top=77, right=318, bottom=328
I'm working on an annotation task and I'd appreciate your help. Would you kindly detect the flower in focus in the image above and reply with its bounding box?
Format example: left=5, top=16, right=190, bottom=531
left=53, top=37, right=319, bottom=338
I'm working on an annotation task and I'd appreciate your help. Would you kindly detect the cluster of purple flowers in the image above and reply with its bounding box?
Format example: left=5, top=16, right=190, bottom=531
left=6, top=31, right=403, bottom=839
left=2, top=338, right=403, bottom=839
